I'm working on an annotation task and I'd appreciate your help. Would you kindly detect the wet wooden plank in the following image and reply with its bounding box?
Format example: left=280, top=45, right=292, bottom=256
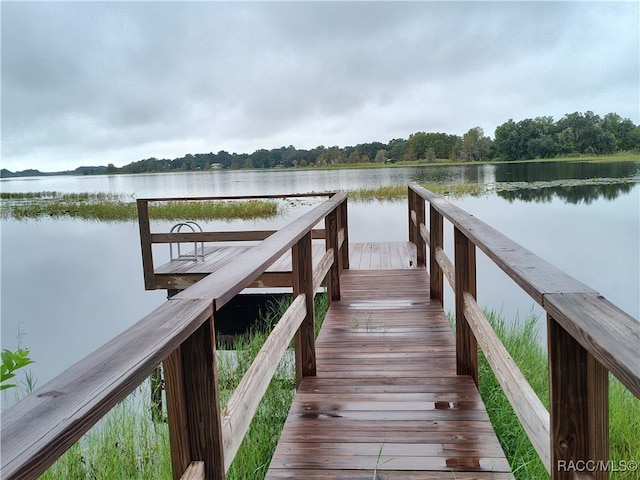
left=266, top=470, right=514, bottom=479
left=266, top=269, right=512, bottom=479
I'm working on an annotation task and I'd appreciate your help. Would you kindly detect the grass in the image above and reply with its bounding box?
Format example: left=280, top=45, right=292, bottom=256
left=0, top=191, right=280, bottom=222
left=39, top=387, right=172, bottom=480
left=37, top=292, right=329, bottom=480
left=475, top=310, right=640, bottom=479
left=348, top=183, right=486, bottom=202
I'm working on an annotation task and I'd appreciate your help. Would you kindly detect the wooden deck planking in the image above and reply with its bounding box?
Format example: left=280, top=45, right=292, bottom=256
left=154, top=242, right=416, bottom=283
left=266, top=268, right=512, bottom=479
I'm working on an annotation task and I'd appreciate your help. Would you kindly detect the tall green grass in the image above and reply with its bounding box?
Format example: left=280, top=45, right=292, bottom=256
left=476, top=310, right=640, bottom=479
left=39, top=388, right=172, bottom=480
left=0, top=192, right=280, bottom=221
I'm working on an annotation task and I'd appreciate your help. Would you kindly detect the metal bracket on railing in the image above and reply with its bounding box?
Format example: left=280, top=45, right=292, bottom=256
left=169, top=221, right=205, bottom=262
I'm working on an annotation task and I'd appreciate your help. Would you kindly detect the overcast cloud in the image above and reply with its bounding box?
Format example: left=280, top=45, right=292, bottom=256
left=1, top=1, right=638, bottom=172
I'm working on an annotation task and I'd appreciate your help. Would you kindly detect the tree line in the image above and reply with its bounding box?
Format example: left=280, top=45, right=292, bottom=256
left=107, top=111, right=639, bottom=174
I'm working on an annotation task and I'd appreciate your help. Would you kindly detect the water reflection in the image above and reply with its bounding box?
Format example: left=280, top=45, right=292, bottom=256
left=497, top=181, right=637, bottom=204
left=494, top=160, right=640, bottom=183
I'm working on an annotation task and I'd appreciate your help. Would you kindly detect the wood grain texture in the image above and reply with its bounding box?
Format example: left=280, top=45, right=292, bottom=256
left=339, top=200, right=350, bottom=269
left=325, top=209, right=341, bottom=301
left=292, top=232, right=317, bottom=384
left=314, top=249, right=335, bottom=294
left=463, top=292, right=550, bottom=471
left=429, top=205, right=444, bottom=303
left=164, top=348, right=193, bottom=480
left=179, top=317, right=225, bottom=480
left=179, top=461, right=205, bottom=480
left=544, top=292, right=640, bottom=399
left=414, top=195, right=427, bottom=267
left=347, top=242, right=416, bottom=270
left=548, top=316, right=609, bottom=480
left=138, top=192, right=335, bottom=202
left=266, top=269, right=512, bottom=479
left=454, top=228, right=478, bottom=384
left=137, top=199, right=155, bottom=290
left=435, top=246, right=455, bottom=293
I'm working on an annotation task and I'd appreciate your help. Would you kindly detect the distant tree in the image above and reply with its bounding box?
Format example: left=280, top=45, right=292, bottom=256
left=374, top=149, right=388, bottom=163
left=347, top=151, right=361, bottom=164
left=494, top=119, right=521, bottom=160
left=387, top=138, right=407, bottom=162
left=602, top=113, right=638, bottom=151
left=460, top=127, right=491, bottom=161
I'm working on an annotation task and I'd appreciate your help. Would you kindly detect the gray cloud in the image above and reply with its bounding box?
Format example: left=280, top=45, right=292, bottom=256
left=2, top=1, right=638, bottom=171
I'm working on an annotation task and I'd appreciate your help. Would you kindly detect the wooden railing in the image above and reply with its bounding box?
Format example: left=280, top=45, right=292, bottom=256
left=137, top=193, right=337, bottom=291
left=408, top=183, right=640, bottom=480
left=0, top=192, right=349, bottom=480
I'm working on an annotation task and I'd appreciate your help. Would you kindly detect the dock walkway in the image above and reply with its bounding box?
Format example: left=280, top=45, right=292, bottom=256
left=266, top=264, right=512, bottom=479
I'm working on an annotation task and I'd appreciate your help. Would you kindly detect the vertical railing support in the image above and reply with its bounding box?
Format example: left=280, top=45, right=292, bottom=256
left=164, top=316, right=225, bottom=480
left=414, top=192, right=426, bottom=267
left=292, top=231, right=317, bottom=386
left=454, top=227, right=478, bottom=385
left=430, top=205, right=444, bottom=304
left=408, top=187, right=416, bottom=245
left=339, top=197, right=350, bottom=270
left=548, top=316, right=609, bottom=480
left=137, top=199, right=155, bottom=290
left=325, top=208, right=341, bottom=303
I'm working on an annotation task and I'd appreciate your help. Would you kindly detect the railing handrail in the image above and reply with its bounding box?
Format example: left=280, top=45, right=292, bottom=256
left=137, top=192, right=335, bottom=202
left=175, top=192, right=347, bottom=309
left=409, top=182, right=640, bottom=397
left=408, top=182, right=640, bottom=479
left=0, top=192, right=348, bottom=480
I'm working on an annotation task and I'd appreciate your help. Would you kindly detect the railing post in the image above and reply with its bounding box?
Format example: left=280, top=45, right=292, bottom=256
left=325, top=208, right=341, bottom=303
left=548, top=315, right=609, bottom=480
left=292, top=231, right=316, bottom=386
left=414, top=192, right=426, bottom=267
left=339, top=197, right=350, bottom=270
left=454, top=227, right=478, bottom=385
left=408, top=187, right=416, bottom=245
left=430, top=205, right=444, bottom=303
left=164, top=315, right=225, bottom=480
left=338, top=198, right=349, bottom=270
left=137, top=199, right=156, bottom=290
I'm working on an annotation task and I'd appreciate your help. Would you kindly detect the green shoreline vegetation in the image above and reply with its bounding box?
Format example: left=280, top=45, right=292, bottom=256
left=32, top=302, right=639, bottom=479
left=0, top=192, right=281, bottom=222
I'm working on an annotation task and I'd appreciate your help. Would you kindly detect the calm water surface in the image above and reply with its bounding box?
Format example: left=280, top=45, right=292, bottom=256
left=1, top=161, right=638, bottom=404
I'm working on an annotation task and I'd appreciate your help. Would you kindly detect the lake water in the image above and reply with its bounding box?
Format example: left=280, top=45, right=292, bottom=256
left=1, top=161, right=639, bottom=404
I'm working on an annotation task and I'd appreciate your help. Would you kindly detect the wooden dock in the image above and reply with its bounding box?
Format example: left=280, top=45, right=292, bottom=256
left=5, top=189, right=637, bottom=480
left=265, top=267, right=512, bottom=479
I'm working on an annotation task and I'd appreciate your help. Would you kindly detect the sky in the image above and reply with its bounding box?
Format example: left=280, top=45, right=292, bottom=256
left=1, top=1, right=638, bottom=173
